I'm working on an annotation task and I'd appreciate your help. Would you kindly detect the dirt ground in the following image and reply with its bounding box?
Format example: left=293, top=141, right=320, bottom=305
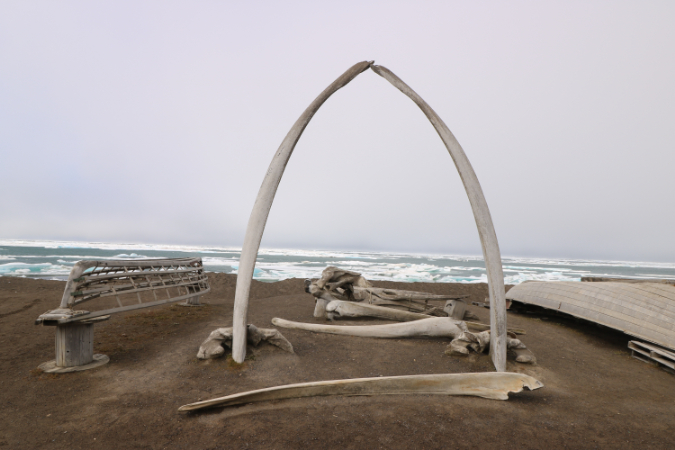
left=0, top=273, right=673, bottom=449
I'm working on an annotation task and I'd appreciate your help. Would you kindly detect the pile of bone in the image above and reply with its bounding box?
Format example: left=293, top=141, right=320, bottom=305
left=284, top=266, right=535, bottom=364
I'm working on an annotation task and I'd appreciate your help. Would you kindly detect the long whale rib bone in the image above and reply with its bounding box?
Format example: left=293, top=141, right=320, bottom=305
left=325, top=300, right=526, bottom=335
left=272, top=317, right=468, bottom=339
left=272, top=317, right=536, bottom=363
left=352, top=287, right=466, bottom=303
left=325, top=299, right=431, bottom=322
left=178, top=372, right=544, bottom=411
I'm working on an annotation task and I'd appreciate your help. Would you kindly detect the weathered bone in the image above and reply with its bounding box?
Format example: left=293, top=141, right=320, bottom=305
left=324, top=299, right=525, bottom=335
left=446, top=330, right=536, bottom=363
left=197, top=325, right=293, bottom=359
left=178, top=372, right=543, bottom=411
left=232, top=62, right=508, bottom=371
left=272, top=317, right=468, bottom=339
left=307, top=267, right=469, bottom=317
left=272, top=316, right=535, bottom=362
left=315, top=266, right=372, bottom=290
left=325, top=299, right=430, bottom=322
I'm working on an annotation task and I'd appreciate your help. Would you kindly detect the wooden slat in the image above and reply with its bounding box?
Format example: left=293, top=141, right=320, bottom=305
left=628, top=341, right=675, bottom=371
left=507, top=282, right=675, bottom=350
left=516, top=283, right=675, bottom=327
left=513, top=285, right=675, bottom=332
left=60, top=286, right=211, bottom=324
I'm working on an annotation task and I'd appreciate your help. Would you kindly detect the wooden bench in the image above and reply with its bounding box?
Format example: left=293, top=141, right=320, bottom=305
left=35, top=258, right=210, bottom=373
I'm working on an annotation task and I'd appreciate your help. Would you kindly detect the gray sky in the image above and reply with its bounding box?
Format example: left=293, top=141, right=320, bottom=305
left=1, top=1, right=674, bottom=261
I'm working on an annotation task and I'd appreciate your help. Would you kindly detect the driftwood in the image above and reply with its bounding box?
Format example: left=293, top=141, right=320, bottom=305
left=231, top=62, right=508, bottom=372
left=197, top=325, right=293, bottom=359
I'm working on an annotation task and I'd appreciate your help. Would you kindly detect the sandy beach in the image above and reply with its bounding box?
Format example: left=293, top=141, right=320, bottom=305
left=1, top=273, right=673, bottom=449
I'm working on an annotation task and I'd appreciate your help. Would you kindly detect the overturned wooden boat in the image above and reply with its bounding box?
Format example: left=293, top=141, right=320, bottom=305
left=506, top=281, right=675, bottom=351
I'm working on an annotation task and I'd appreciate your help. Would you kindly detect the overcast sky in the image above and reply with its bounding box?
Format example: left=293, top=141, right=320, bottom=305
left=1, top=1, right=674, bottom=262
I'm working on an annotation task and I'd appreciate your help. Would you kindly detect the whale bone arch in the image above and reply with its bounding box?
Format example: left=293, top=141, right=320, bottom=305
left=231, top=61, right=508, bottom=371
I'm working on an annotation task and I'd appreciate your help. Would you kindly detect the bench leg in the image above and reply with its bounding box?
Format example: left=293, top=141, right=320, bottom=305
left=179, top=295, right=203, bottom=307
left=56, top=323, right=93, bottom=366
left=186, top=295, right=201, bottom=306
left=38, top=323, right=109, bottom=373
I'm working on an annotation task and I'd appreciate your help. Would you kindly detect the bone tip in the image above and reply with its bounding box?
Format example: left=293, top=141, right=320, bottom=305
left=526, top=378, right=544, bottom=390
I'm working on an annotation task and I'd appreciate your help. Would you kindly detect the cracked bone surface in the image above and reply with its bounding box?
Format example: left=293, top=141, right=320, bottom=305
left=197, top=324, right=293, bottom=359
left=306, top=266, right=469, bottom=318
left=446, top=330, right=536, bottom=363
left=178, top=372, right=544, bottom=411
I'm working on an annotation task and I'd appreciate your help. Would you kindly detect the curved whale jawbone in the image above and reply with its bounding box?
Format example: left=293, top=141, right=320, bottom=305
left=178, top=372, right=543, bottom=412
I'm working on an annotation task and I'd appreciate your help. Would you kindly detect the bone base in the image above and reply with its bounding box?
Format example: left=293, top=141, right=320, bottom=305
left=198, top=324, right=294, bottom=359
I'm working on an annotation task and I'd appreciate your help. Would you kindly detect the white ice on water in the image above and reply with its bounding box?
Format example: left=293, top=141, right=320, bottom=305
left=1, top=239, right=674, bottom=284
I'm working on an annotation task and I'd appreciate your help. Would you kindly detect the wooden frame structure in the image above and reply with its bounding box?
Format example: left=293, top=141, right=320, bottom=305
left=506, top=281, right=675, bottom=351
left=36, top=258, right=210, bottom=373
left=231, top=61, right=508, bottom=371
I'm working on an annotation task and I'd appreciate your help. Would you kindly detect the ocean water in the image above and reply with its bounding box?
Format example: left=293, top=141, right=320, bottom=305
left=1, top=239, right=675, bottom=284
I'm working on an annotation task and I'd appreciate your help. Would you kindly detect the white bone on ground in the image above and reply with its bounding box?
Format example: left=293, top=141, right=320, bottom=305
left=272, top=317, right=468, bottom=339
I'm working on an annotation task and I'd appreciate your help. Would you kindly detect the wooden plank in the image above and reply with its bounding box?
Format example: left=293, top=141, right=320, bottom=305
left=512, top=283, right=675, bottom=331
left=508, top=283, right=675, bottom=349
left=55, top=323, right=94, bottom=367
left=630, top=340, right=675, bottom=360
left=512, top=286, right=675, bottom=334
left=582, top=277, right=675, bottom=285
left=59, top=287, right=211, bottom=323
left=650, top=354, right=675, bottom=370
left=80, top=267, right=202, bottom=284
left=552, top=282, right=675, bottom=318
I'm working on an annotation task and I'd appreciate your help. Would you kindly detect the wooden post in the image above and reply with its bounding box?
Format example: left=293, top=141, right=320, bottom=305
left=38, top=322, right=109, bottom=373
left=55, top=323, right=94, bottom=367
left=186, top=295, right=201, bottom=306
